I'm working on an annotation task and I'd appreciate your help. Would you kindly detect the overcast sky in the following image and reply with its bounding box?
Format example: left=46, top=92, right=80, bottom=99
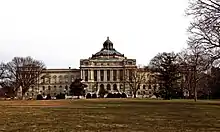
left=0, top=0, right=190, bottom=69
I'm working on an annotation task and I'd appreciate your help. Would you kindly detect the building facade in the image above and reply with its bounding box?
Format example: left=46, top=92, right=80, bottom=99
left=80, top=37, right=137, bottom=96
left=24, top=37, right=157, bottom=98
left=26, top=68, right=80, bottom=98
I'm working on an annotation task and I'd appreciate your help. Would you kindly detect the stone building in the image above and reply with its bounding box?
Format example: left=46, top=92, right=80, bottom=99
left=80, top=37, right=150, bottom=96
left=24, top=37, right=157, bottom=98
left=26, top=68, right=80, bottom=98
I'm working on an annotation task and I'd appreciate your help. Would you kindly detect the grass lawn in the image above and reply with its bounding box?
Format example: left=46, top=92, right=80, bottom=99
left=0, top=99, right=220, bottom=132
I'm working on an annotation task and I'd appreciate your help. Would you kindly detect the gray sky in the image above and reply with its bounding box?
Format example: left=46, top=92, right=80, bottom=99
left=0, top=0, right=190, bottom=69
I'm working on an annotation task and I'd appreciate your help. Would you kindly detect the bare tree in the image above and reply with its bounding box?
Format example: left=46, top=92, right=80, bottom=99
left=125, top=67, right=147, bottom=98
left=178, top=43, right=211, bottom=101
left=5, top=56, right=45, bottom=98
left=0, top=63, right=12, bottom=88
left=186, top=0, right=220, bottom=65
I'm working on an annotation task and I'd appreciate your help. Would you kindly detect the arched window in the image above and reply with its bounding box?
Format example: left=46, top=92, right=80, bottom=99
left=53, top=75, right=57, bottom=83
left=120, top=84, right=123, bottom=90
left=64, top=75, right=68, bottom=83
left=100, top=84, right=104, bottom=89
left=113, top=84, right=117, bottom=91
left=107, top=84, right=111, bottom=90
left=42, top=86, right=45, bottom=91
left=137, top=84, right=140, bottom=89
left=71, top=75, right=74, bottom=82
left=48, top=86, right=51, bottom=91
left=59, top=85, right=62, bottom=89
left=59, top=75, right=63, bottom=83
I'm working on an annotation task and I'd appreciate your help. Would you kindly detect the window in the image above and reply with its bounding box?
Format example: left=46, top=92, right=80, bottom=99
left=100, top=70, right=104, bottom=81
left=59, top=86, right=62, bottom=89
left=129, top=70, right=132, bottom=81
left=113, top=84, right=117, bottom=91
left=53, top=75, right=57, bottom=83
left=113, top=70, right=117, bottom=81
left=48, top=77, right=51, bottom=84
left=107, top=84, right=111, bottom=90
left=149, top=84, right=151, bottom=89
left=85, top=70, right=88, bottom=81
left=94, top=70, right=97, bottom=81
left=71, top=75, right=75, bottom=82
left=119, top=70, right=123, bottom=81
left=120, top=84, right=123, bottom=90
left=64, top=75, right=68, bottom=83
left=59, top=75, right=63, bottom=83
left=137, top=84, right=140, bottom=89
left=48, top=86, right=51, bottom=91
left=54, top=86, right=56, bottom=88
left=42, top=86, right=45, bottom=91
left=143, top=85, right=146, bottom=89
left=107, top=70, right=110, bottom=81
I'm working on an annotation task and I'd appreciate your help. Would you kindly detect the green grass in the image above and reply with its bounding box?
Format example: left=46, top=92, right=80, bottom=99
left=0, top=99, right=220, bottom=132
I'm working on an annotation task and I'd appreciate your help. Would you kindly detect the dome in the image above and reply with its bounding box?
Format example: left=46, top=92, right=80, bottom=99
left=91, top=37, right=124, bottom=59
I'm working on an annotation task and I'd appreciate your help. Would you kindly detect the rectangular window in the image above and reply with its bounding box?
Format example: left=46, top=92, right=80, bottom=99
left=94, top=70, right=97, bottom=81
left=85, top=70, right=88, bottom=81
left=129, top=70, right=133, bottom=81
left=107, top=70, right=110, bottom=81
left=119, top=70, right=123, bottom=81
left=100, top=70, right=104, bottom=81
left=113, top=70, right=117, bottom=81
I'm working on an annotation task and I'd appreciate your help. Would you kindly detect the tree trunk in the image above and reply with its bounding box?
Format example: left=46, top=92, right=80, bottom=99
left=133, top=91, right=136, bottom=98
left=194, top=87, right=197, bottom=102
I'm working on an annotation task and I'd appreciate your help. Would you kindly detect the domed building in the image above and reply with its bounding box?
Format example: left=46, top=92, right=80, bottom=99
left=80, top=37, right=137, bottom=95
left=22, top=37, right=155, bottom=99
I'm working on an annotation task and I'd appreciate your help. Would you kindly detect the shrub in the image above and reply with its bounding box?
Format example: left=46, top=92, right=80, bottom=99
left=91, top=94, right=97, bottom=98
left=36, top=94, right=43, bottom=100
left=56, top=93, right=65, bottom=99
left=46, top=94, right=51, bottom=100
left=116, top=93, right=122, bottom=98
left=121, top=93, right=127, bottom=98
left=113, top=93, right=117, bottom=98
left=106, top=93, right=113, bottom=98
left=86, top=93, right=91, bottom=99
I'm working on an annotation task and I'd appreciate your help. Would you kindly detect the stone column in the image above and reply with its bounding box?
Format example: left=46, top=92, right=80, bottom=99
left=90, top=70, right=94, bottom=81
left=88, top=69, right=91, bottom=81
left=110, top=70, right=113, bottom=81
left=117, top=83, right=121, bottom=92
left=81, top=70, right=83, bottom=80
left=82, top=70, right=85, bottom=81
left=116, top=70, right=119, bottom=82
left=97, top=70, right=100, bottom=82
left=104, top=70, right=107, bottom=82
